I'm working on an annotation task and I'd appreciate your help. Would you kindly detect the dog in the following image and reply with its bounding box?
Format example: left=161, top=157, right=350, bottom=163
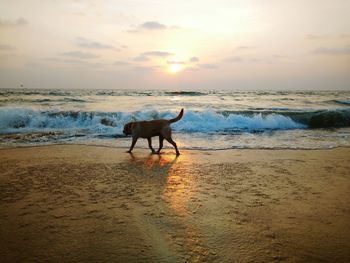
left=123, top=109, right=184, bottom=155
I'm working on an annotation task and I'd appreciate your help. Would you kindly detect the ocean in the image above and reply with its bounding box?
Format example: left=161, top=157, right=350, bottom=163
left=1, top=89, right=350, bottom=150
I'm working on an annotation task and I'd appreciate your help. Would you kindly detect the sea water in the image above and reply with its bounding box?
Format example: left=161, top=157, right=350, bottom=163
left=1, top=89, right=350, bottom=150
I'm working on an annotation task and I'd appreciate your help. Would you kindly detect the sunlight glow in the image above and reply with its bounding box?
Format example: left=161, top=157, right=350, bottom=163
left=169, top=64, right=183, bottom=74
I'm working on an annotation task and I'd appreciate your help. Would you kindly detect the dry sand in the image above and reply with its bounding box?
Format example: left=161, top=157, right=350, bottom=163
left=0, top=145, right=350, bottom=262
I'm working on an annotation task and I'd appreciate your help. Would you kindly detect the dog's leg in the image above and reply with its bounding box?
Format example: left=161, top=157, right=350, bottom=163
left=147, top=137, right=156, bottom=153
left=157, top=136, right=164, bottom=154
left=165, top=137, right=180, bottom=155
left=127, top=137, right=138, bottom=153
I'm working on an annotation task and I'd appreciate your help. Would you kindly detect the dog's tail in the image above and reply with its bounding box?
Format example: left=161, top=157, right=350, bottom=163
left=169, top=108, right=184, bottom=123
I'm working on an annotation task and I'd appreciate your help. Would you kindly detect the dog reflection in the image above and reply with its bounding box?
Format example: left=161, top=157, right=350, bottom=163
left=128, top=152, right=178, bottom=174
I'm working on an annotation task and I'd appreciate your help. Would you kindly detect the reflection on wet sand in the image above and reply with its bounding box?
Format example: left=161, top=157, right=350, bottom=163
left=2, top=146, right=350, bottom=262
left=163, top=154, right=210, bottom=262
left=128, top=152, right=210, bottom=262
left=128, top=152, right=178, bottom=170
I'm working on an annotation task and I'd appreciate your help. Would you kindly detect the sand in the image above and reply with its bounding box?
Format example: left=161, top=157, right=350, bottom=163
left=0, top=145, right=350, bottom=262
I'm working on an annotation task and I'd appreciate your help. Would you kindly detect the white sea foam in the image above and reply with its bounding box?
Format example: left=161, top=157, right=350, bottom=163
left=173, top=109, right=305, bottom=132
left=1, top=88, right=350, bottom=150
left=0, top=107, right=305, bottom=135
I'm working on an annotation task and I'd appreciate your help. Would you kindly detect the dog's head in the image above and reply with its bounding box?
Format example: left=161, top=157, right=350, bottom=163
left=123, top=122, right=132, bottom=136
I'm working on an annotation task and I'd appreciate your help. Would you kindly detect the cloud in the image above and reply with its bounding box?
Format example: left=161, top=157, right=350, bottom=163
left=76, top=37, right=115, bottom=49
left=236, top=46, right=256, bottom=50
left=339, top=34, right=350, bottom=39
left=46, top=57, right=89, bottom=65
left=61, top=51, right=98, bottom=59
left=0, top=17, right=28, bottom=27
left=132, top=51, right=173, bottom=62
left=114, top=60, right=130, bottom=66
left=306, top=34, right=329, bottom=40
left=128, top=21, right=178, bottom=33
left=198, top=63, right=219, bottom=69
left=132, top=65, right=160, bottom=73
left=189, top=56, right=199, bottom=62
left=313, top=46, right=350, bottom=55
left=223, top=56, right=242, bottom=63
left=133, top=55, right=149, bottom=62
left=0, top=44, right=15, bottom=51
left=306, top=34, right=350, bottom=40
left=0, top=53, right=17, bottom=60
left=141, top=51, right=173, bottom=57
left=223, top=56, right=273, bottom=63
left=167, top=60, right=186, bottom=65
left=140, top=21, right=166, bottom=30
left=249, top=58, right=271, bottom=63
left=273, top=54, right=286, bottom=58
left=44, top=57, right=103, bottom=68
left=184, top=67, right=200, bottom=72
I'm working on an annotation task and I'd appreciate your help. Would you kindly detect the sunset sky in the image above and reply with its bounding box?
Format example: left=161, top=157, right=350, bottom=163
left=0, top=0, right=349, bottom=90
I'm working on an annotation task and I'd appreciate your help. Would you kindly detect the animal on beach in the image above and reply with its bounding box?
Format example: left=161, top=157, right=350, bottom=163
left=123, top=109, right=184, bottom=155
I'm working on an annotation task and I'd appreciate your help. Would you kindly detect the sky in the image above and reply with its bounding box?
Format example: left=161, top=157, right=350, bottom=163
left=0, top=0, right=350, bottom=90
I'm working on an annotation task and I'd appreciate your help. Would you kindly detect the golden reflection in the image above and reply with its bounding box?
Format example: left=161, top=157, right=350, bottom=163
left=127, top=151, right=194, bottom=215
left=162, top=153, right=209, bottom=261
left=162, top=152, right=192, bottom=216
left=128, top=152, right=179, bottom=172
left=128, top=152, right=208, bottom=260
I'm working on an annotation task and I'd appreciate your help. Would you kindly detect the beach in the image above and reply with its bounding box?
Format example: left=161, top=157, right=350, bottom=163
left=1, top=145, right=349, bottom=262
left=2, top=0, right=350, bottom=261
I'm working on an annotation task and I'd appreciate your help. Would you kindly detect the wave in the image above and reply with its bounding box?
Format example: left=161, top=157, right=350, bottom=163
left=222, top=109, right=350, bottom=128
left=287, top=110, right=350, bottom=128
left=95, top=91, right=153, bottom=96
left=0, top=97, right=89, bottom=104
left=0, top=89, right=207, bottom=97
left=1, top=107, right=350, bottom=136
left=0, top=89, right=76, bottom=96
left=332, top=100, right=350, bottom=106
left=164, top=91, right=206, bottom=96
left=94, top=90, right=206, bottom=96
left=173, top=110, right=304, bottom=131
left=0, top=107, right=301, bottom=134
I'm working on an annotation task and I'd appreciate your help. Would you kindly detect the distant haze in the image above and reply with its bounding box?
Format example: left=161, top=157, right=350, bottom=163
left=0, top=0, right=349, bottom=90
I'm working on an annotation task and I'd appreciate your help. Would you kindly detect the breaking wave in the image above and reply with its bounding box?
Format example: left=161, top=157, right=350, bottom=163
left=332, top=100, right=350, bottom=106
left=164, top=91, right=206, bottom=96
left=1, top=107, right=349, bottom=136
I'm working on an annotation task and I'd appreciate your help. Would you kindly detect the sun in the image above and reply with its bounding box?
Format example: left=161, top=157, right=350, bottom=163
left=169, top=63, right=183, bottom=74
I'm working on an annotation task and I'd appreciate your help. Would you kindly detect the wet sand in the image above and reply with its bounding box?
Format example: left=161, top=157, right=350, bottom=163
left=0, top=145, right=350, bottom=262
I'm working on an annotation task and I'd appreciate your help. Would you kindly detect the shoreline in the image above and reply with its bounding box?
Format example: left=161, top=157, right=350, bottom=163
left=1, top=145, right=350, bottom=262
left=2, top=142, right=350, bottom=151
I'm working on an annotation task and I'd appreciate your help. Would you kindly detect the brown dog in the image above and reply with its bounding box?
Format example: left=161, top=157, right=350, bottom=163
left=123, top=109, right=184, bottom=155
